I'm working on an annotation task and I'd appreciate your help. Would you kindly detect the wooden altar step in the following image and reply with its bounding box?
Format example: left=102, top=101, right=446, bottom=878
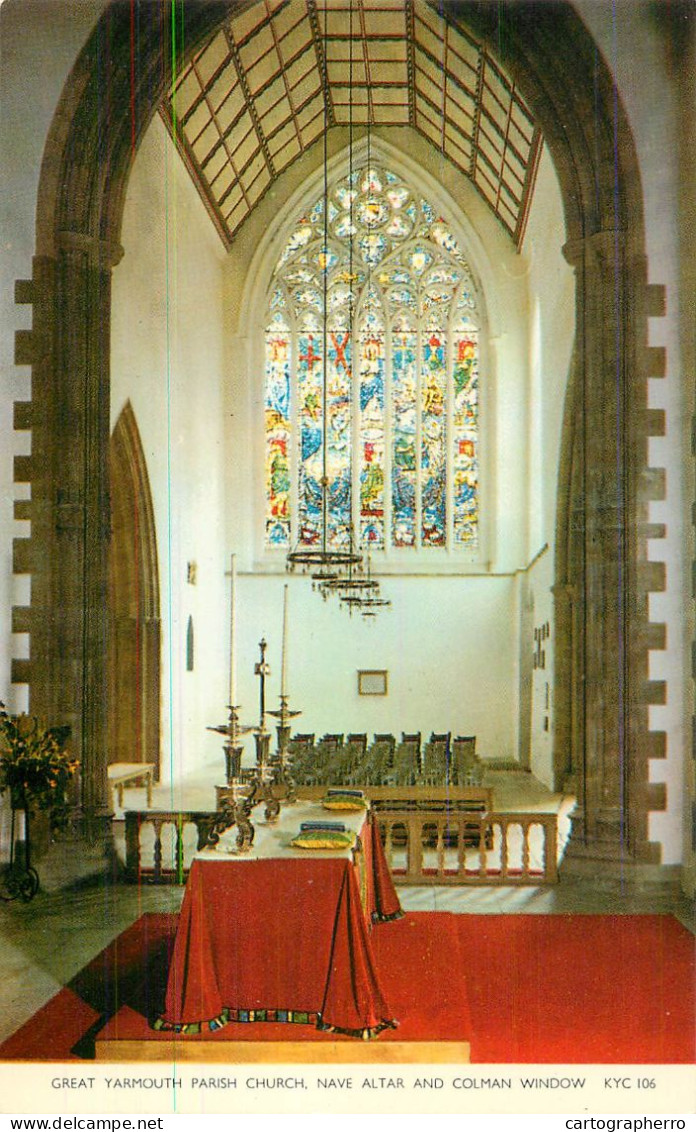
left=95, top=1008, right=469, bottom=1063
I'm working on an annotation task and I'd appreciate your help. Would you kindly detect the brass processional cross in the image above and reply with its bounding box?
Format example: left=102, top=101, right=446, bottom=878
left=254, top=638, right=271, bottom=738
left=253, top=637, right=272, bottom=773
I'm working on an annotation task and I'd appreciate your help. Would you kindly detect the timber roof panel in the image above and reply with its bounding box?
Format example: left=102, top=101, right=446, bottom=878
left=162, top=0, right=541, bottom=247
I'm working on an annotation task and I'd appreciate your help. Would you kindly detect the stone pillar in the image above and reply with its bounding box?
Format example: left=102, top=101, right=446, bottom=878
left=560, top=229, right=631, bottom=866
left=551, top=580, right=575, bottom=792
left=23, top=232, right=123, bottom=845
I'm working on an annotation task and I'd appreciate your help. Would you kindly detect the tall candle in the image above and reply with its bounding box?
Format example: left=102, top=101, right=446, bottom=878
left=280, top=583, right=289, bottom=698
left=229, top=554, right=237, bottom=705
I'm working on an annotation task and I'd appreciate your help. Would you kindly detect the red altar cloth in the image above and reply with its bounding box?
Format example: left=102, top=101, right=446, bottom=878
left=158, top=808, right=401, bottom=1037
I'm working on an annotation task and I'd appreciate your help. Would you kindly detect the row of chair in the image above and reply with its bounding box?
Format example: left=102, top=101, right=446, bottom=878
left=287, top=731, right=482, bottom=788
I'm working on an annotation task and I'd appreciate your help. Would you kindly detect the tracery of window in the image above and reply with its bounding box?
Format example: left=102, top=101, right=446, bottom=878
left=264, top=163, right=480, bottom=555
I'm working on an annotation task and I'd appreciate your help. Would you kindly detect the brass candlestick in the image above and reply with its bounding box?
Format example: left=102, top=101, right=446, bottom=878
left=268, top=693, right=302, bottom=804
left=247, top=638, right=284, bottom=821
left=207, top=704, right=252, bottom=785
left=207, top=638, right=302, bottom=852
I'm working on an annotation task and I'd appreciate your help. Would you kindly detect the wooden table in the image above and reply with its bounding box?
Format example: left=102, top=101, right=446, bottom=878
left=108, top=762, right=154, bottom=808
left=156, top=802, right=402, bottom=1038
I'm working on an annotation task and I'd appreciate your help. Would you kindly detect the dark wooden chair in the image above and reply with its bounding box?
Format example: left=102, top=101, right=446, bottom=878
left=359, top=734, right=395, bottom=784
left=421, top=732, right=451, bottom=785
left=452, top=735, right=480, bottom=785
left=287, top=734, right=315, bottom=784
left=292, top=733, right=316, bottom=745
left=392, top=737, right=419, bottom=785
left=375, top=732, right=396, bottom=745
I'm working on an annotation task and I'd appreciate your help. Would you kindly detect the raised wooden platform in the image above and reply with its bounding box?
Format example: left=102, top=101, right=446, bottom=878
left=94, top=1008, right=469, bottom=1063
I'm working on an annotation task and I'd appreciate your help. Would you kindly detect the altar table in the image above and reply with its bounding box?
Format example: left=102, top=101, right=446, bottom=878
left=157, top=802, right=402, bottom=1038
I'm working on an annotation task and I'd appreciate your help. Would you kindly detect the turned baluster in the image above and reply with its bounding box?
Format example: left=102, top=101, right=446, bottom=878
left=409, top=814, right=423, bottom=881
left=478, top=818, right=489, bottom=878
left=175, top=817, right=186, bottom=885
left=436, top=819, right=445, bottom=876
left=521, top=820, right=531, bottom=877
left=499, top=818, right=509, bottom=878
left=152, top=819, right=163, bottom=883
left=457, top=816, right=466, bottom=876
left=543, top=817, right=558, bottom=882
left=125, top=812, right=141, bottom=880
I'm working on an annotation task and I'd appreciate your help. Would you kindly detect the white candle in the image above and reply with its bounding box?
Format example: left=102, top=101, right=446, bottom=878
left=280, top=583, right=289, bottom=698
left=229, top=554, right=237, bottom=705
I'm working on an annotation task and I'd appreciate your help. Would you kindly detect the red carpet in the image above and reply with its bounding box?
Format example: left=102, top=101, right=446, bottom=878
left=457, top=914, right=696, bottom=1064
left=0, top=912, right=692, bottom=1063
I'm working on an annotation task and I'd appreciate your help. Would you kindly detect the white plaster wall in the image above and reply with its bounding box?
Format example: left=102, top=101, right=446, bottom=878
left=229, top=573, right=518, bottom=768
left=522, top=147, right=575, bottom=554
left=524, top=550, right=556, bottom=790
left=573, top=0, right=687, bottom=864
left=111, top=117, right=229, bottom=786
left=521, top=145, right=575, bottom=787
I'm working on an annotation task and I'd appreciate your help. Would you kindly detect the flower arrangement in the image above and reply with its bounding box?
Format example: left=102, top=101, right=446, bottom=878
left=0, top=701, right=76, bottom=830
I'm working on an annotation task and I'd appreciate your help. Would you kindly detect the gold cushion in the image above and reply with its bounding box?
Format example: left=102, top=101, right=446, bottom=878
left=291, top=828, right=357, bottom=850
left=322, top=792, right=368, bottom=812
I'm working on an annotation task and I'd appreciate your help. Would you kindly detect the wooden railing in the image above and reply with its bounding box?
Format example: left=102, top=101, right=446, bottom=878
left=123, top=810, right=214, bottom=884
left=122, top=797, right=558, bottom=886
left=377, top=809, right=558, bottom=886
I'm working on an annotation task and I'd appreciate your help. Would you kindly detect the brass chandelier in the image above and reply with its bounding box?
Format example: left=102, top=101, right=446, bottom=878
left=285, top=3, right=389, bottom=619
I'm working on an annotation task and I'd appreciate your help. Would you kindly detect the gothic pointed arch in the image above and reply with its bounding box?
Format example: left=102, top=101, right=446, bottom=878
left=19, top=0, right=661, bottom=868
left=108, top=401, right=161, bottom=778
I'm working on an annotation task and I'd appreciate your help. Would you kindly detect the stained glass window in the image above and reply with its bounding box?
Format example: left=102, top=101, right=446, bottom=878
left=264, top=305, right=291, bottom=547
left=358, top=293, right=386, bottom=548
left=421, top=323, right=447, bottom=547
left=263, top=162, right=482, bottom=554
left=392, top=315, right=417, bottom=548
left=326, top=325, right=352, bottom=548
left=297, top=315, right=324, bottom=546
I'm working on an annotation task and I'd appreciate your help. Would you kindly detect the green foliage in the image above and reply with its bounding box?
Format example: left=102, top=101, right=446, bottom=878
left=0, top=701, right=76, bottom=830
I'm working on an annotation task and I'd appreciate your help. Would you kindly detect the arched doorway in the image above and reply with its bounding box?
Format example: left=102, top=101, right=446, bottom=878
left=17, top=0, right=662, bottom=866
left=109, top=401, right=161, bottom=778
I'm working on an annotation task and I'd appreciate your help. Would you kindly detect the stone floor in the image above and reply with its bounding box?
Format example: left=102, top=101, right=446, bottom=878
left=0, top=763, right=692, bottom=1047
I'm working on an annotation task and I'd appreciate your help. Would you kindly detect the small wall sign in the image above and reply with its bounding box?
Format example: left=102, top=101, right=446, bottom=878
left=358, top=670, right=388, bottom=696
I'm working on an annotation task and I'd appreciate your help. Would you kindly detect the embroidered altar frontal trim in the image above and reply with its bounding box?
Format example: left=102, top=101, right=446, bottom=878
left=154, top=1008, right=397, bottom=1041
left=154, top=1007, right=320, bottom=1035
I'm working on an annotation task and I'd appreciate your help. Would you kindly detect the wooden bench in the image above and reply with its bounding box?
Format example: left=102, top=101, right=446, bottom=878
left=108, top=762, right=155, bottom=809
